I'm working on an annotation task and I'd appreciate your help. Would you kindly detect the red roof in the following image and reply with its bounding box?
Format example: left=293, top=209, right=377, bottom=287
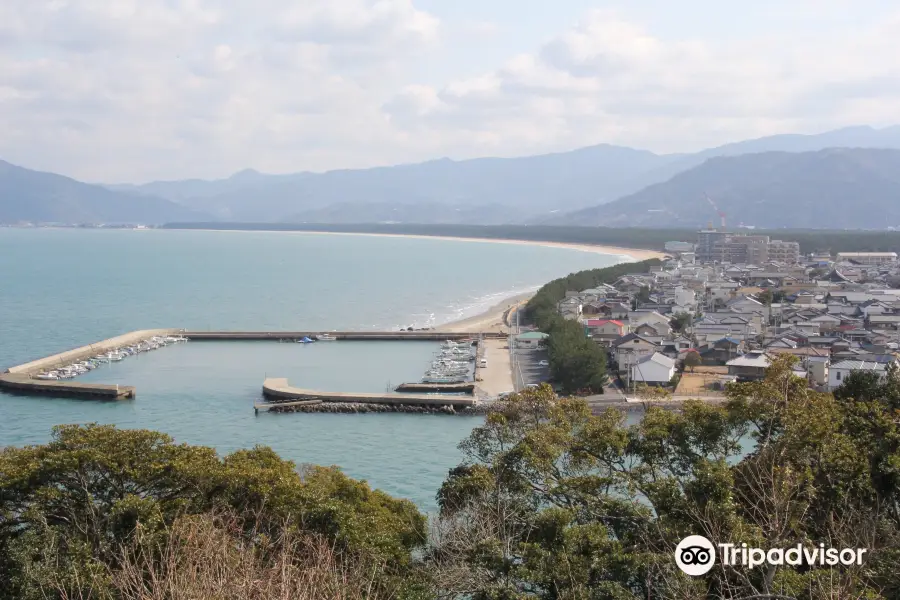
left=585, top=319, right=624, bottom=327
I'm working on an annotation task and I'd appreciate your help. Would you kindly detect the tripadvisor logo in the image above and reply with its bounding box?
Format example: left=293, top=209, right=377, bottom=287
left=675, top=535, right=868, bottom=576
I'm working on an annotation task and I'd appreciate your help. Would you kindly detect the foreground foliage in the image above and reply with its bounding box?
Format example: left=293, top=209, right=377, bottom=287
left=0, top=425, right=426, bottom=600
left=4, top=356, right=900, bottom=599
left=429, top=357, right=900, bottom=599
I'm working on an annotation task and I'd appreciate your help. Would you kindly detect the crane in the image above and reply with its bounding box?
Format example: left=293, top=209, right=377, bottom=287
left=705, top=193, right=726, bottom=230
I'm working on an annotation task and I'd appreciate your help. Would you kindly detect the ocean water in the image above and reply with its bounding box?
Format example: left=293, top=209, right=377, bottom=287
left=0, top=228, right=626, bottom=510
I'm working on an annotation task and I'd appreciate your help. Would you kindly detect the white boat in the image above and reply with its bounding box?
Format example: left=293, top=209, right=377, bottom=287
left=316, top=334, right=337, bottom=341
left=422, top=375, right=467, bottom=384
left=35, top=373, right=59, bottom=380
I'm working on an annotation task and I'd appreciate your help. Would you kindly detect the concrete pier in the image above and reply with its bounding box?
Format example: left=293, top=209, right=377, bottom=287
left=6, top=329, right=178, bottom=376
left=182, top=331, right=501, bottom=341
left=258, top=377, right=477, bottom=411
left=0, top=373, right=135, bottom=399
left=0, top=329, right=176, bottom=400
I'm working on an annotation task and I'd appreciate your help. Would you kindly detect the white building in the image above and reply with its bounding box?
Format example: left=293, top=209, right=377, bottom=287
left=631, top=352, right=677, bottom=385
left=835, top=252, right=898, bottom=265
left=828, top=360, right=892, bottom=391
left=515, top=332, right=549, bottom=349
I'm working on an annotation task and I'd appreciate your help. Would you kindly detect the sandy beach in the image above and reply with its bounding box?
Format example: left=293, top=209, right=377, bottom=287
left=193, top=227, right=666, bottom=262
left=432, top=291, right=533, bottom=398
left=191, top=226, right=661, bottom=399
left=272, top=229, right=666, bottom=262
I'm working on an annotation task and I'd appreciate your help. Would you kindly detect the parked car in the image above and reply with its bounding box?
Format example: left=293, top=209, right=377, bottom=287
left=538, top=360, right=549, bottom=366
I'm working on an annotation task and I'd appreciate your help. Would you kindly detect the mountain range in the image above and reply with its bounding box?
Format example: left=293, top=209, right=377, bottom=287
left=556, top=148, right=900, bottom=229
left=0, top=160, right=206, bottom=225
left=3, top=125, right=900, bottom=227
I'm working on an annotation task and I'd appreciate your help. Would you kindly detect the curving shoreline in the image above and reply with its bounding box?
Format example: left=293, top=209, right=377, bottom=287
left=188, top=227, right=666, bottom=262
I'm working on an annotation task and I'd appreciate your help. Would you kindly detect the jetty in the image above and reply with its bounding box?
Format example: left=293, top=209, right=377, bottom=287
left=181, top=331, right=504, bottom=341
left=0, top=373, right=135, bottom=399
left=257, top=377, right=477, bottom=412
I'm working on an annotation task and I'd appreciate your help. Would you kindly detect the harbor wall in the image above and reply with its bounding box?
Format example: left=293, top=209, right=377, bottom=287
left=0, top=373, right=135, bottom=399
left=260, top=378, right=477, bottom=409
left=183, top=331, right=502, bottom=341
left=5, top=329, right=178, bottom=375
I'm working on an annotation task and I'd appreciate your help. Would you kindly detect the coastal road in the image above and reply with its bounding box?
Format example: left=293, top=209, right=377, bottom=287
left=512, top=346, right=550, bottom=391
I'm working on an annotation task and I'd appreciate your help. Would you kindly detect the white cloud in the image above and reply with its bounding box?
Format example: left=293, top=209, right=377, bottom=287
left=385, top=8, right=900, bottom=156
left=1, top=2, right=899, bottom=182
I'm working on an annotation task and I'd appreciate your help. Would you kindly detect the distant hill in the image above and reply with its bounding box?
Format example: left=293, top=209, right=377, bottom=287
left=554, top=148, right=900, bottom=229
left=113, top=145, right=671, bottom=223
left=609, top=125, right=900, bottom=199
left=113, top=125, right=900, bottom=225
left=0, top=160, right=207, bottom=224
left=283, top=201, right=515, bottom=225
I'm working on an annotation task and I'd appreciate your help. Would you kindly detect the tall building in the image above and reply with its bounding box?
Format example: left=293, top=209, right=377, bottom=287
left=696, top=229, right=729, bottom=263
left=768, top=240, right=801, bottom=264
left=712, top=235, right=770, bottom=264
left=697, top=231, right=801, bottom=264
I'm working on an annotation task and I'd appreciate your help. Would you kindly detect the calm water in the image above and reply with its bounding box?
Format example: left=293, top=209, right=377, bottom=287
left=0, top=228, right=626, bottom=509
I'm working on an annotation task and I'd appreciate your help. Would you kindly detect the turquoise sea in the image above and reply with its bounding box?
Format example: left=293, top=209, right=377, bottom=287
left=0, top=228, right=626, bottom=510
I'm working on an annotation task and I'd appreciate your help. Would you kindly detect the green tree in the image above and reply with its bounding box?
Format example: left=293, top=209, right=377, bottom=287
left=429, top=356, right=900, bottom=599
left=670, top=311, right=693, bottom=333
left=0, top=425, right=426, bottom=600
left=545, top=320, right=608, bottom=394
left=525, top=259, right=662, bottom=329
left=683, top=349, right=702, bottom=372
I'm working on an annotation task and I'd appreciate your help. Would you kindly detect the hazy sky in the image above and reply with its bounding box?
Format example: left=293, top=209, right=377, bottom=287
left=1, top=0, right=899, bottom=182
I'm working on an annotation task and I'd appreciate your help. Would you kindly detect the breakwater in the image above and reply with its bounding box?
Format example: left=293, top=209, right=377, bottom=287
left=0, top=373, right=135, bottom=399
left=257, top=377, right=477, bottom=413
left=182, top=331, right=503, bottom=341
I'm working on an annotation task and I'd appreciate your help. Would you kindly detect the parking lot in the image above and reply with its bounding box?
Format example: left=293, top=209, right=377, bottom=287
left=512, top=346, right=550, bottom=391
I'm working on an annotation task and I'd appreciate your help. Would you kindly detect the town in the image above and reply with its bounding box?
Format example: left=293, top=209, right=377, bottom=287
left=539, top=229, right=900, bottom=400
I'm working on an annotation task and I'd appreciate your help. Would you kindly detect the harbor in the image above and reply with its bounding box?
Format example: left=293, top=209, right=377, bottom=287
left=1, top=329, right=501, bottom=408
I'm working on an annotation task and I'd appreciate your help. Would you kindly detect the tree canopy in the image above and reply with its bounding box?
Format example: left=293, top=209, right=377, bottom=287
left=525, top=259, right=662, bottom=330
left=429, top=356, right=900, bottom=599
left=0, top=424, right=426, bottom=600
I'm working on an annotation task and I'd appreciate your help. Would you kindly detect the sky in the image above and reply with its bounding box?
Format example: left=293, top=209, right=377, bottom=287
left=1, top=0, right=899, bottom=182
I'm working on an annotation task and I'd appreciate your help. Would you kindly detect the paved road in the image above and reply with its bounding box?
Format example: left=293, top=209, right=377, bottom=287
left=512, top=346, right=550, bottom=391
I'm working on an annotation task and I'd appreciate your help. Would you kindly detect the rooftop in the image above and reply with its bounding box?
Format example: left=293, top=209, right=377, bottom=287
left=831, top=360, right=890, bottom=371
left=517, top=332, right=549, bottom=340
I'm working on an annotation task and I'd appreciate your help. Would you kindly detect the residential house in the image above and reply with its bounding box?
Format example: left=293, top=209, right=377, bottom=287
left=612, top=334, right=660, bottom=372
left=700, top=337, right=744, bottom=365
left=809, top=314, right=842, bottom=332
left=584, top=319, right=627, bottom=345
left=631, top=353, right=677, bottom=385
left=726, top=351, right=771, bottom=381
left=868, top=315, right=900, bottom=330
left=634, top=322, right=669, bottom=338
left=515, top=331, right=549, bottom=349
left=557, top=297, right=582, bottom=320
left=828, top=359, right=895, bottom=391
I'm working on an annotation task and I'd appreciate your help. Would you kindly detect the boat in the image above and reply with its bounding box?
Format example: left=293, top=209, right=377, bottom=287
left=297, top=337, right=315, bottom=344
left=422, top=375, right=468, bottom=384
left=316, top=334, right=337, bottom=341
left=35, top=373, right=59, bottom=380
